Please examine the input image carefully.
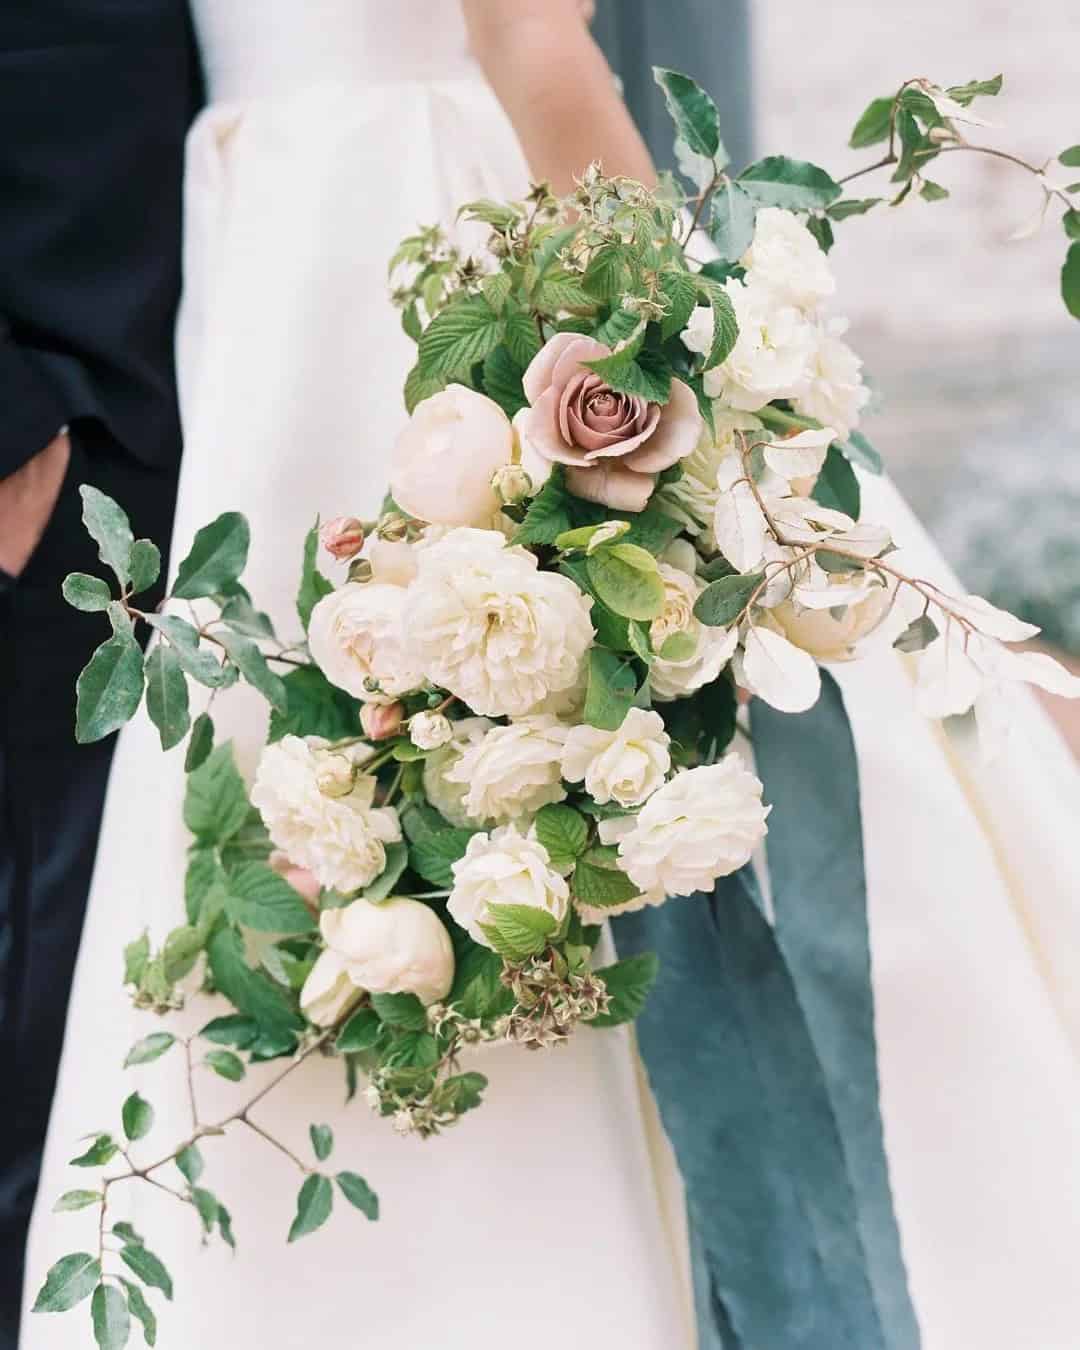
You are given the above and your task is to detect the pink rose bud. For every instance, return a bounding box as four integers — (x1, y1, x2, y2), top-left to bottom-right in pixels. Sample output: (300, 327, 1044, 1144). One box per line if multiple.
(320, 516, 365, 561)
(360, 700, 405, 741)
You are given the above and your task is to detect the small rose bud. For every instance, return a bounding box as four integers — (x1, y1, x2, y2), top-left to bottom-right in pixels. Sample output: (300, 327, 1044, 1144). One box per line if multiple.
(346, 557, 374, 583)
(490, 462, 534, 506)
(410, 709, 453, 751)
(319, 516, 365, 561)
(376, 512, 410, 543)
(360, 700, 405, 741)
(315, 754, 357, 798)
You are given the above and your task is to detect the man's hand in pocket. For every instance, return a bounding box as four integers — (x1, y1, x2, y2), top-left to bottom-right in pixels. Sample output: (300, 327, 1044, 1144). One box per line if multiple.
(0, 431, 71, 576)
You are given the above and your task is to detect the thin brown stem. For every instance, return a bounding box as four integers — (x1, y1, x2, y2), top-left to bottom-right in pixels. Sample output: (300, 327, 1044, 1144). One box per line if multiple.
(238, 1115, 311, 1175)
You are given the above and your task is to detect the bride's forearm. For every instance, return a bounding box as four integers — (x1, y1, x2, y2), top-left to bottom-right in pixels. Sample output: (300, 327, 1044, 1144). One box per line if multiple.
(463, 0, 655, 193)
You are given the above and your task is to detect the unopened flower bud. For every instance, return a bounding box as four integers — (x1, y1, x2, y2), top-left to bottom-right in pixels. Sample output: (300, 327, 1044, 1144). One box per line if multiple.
(490, 462, 534, 506)
(410, 710, 453, 751)
(360, 700, 405, 741)
(319, 516, 365, 561)
(346, 557, 374, 584)
(376, 512, 410, 543)
(315, 754, 357, 798)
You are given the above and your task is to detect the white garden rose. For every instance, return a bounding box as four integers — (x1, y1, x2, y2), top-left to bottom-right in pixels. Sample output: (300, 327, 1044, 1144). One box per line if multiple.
(770, 578, 893, 662)
(683, 281, 816, 411)
(251, 736, 402, 894)
(448, 824, 570, 949)
(741, 207, 836, 311)
(368, 534, 419, 586)
(443, 715, 569, 825)
(421, 717, 494, 828)
(409, 709, 453, 750)
(561, 707, 671, 807)
(648, 563, 739, 700)
(300, 897, 455, 1024)
(390, 384, 514, 526)
(609, 756, 769, 897)
(794, 318, 871, 440)
(308, 582, 424, 704)
(407, 527, 594, 717)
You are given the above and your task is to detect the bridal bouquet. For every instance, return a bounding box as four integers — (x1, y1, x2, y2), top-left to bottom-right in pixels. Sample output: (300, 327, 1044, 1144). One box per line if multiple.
(35, 69, 1080, 1347)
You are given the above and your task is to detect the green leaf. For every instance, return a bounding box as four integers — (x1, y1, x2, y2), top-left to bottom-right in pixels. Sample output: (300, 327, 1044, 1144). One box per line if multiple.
(582, 246, 630, 301)
(618, 505, 684, 555)
(144, 644, 190, 751)
(658, 630, 696, 661)
(1060, 145, 1080, 168)
(191, 1187, 219, 1233)
(572, 851, 640, 908)
(75, 630, 145, 743)
(199, 1014, 259, 1049)
(176, 1143, 204, 1186)
(806, 214, 834, 254)
(288, 1174, 333, 1242)
(588, 952, 659, 1027)
(123, 1033, 175, 1068)
(532, 272, 594, 312)
(583, 348, 672, 404)
(80, 486, 133, 587)
(268, 664, 358, 743)
(1064, 208, 1080, 243)
(892, 108, 926, 183)
(112, 1222, 145, 1247)
(215, 630, 287, 713)
(225, 861, 317, 934)
(694, 276, 740, 369)
(171, 512, 249, 600)
(32, 1252, 101, 1313)
(128, 539, 161, 595)
(362, 840, 409, 902)
(919, 178, 950, 202)
(204, 1049, 246, 1082)
(335, 1006, 382, 1052)
(826, 197, 883, 220)
(739, 156, 841, 210)
(848, 96, 894, 149)
(481, 345, 527, 419)
(811, 443, 861, 519)
(92, 1282, 130, 1350)
(838, 431, 883, 475)
(403, 361, 446, 413)
(533, 803, 589, 871)
(511, 472, 575, 546)
(480, 269, 514, 314)
(309, 1124, 334, 1162)
(438, 1071, 488, 1117)
(121, 1092, 154, 1142)
(162, 924, 204, 983)
(119, 1243, 173, 1300)
(219, 590, 275, 640)
(658, 268, 701, 340)
(145, 615, 232, 688)
(184, 712, 215, 772)
(584, 648, 636, 731)
(54, 1189, 102, 1213)
(62, 572, 112, 612)
(893, 614, 940, 654)
(371, 990, 429, 1030)
(207, 926, 305, 1045)
(707, 181, 758, 262)
(946, 74, 1003, 106)
(653, 67, 723, 160)
(816, 550, 865, 575)
(694, 571, 764, 627)
(408, 827, 475, 888)
(503, 303, 543, 369)
(119, 1280, 157, 1348)
(1062, 241, 1080, 319)
(335, 1171, 379, 1221)
(70, 1135, 118, 1168)
(123, 932, 150, 987)
(296, 522, 334, 632)
(417, 295, 503, 377)
(586, 544, 665, 621)
(183, 744, 250, 844)
(478, 903, 558, 962)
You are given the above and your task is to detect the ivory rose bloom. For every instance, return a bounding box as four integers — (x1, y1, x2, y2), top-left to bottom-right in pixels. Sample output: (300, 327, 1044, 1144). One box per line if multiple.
(252, 736, 402, 894)
(308, 582, 423, 704)
(409, 709, 453, 751)
(422, 717, 494, 828)
(517, 332, 702, 512)
(648, 564, 739, 701)
(607, 756, 769, 897)
(443, 715, 569, 825)
(561, 707, 671, 808)
(770, 581, 892, 662)
(407, 528, 594, 717)
(448, 825, 569, 949)
(741, 207, 836, 312)
(301, 898, 455, 1024)
(390, 384, 514, 526)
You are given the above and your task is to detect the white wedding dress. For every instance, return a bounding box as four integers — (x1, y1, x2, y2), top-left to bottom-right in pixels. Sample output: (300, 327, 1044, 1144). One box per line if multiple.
(22, 3, 1080, 1348)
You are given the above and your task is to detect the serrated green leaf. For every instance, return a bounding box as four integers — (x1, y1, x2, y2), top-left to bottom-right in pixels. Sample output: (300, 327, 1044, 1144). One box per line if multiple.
(848, 96, 894, 150)
(309, 1124, 334, 1162)
(204, 1049, 246, 1081)
(408, 828, 475, 888)
(53, 1190, 102, 1213)
(582, 247, 629, 301)
(653, 67, 722, 160)
(403, 360, 447, 413)
(480, 268, 513, 313)
(123, 1033, 175, 1068)
(533, 804, 589, 870)
(572, 850, 640, 908)
(75, 630, 144, 743)
(225, 861, 316, 934)
(32, 1252, 101, 1313)
(586, 545, 665, 622)
(183, 743, 250, 844)
(478, 903, 557, 962)
(695, 276, 739, 369)
(162, 924, 204, 983)
(336, 1006, 382, 1052)
(694, 571, 764, 627)
(184, 712, 214, 772)
(144, 643, 190, 751)
(80, 486, 133, 587)
(288, 1174, 333, 1242)
(70, 1135, 118, 1168)
(62, 572, 112, 612)
(417, 295, 503, 377)
(532, 272, 594, 312)
(199, 1014, 259, 1049)
(811, 443, 861, 519)
(503, 304, 543, 369)
(171, 512, 249, 600)
(370, 990, 429, 1030)
(481, 344, 527, 418)
(583, 347, 672, 404)
(123, 932, 150, 987)
(92, 1282, 130, 1350)
(658, 268, 700, 340)
(707, 181, 758, 262)
(206, 926, 305, 1046)
(335, 1171, 379, 1220)
(589, 953, 659, 1027)
(121, 1092, 154, 1142)
(119, 1243, 173, 1300)
(128, 539, 161, 595)
(119, 1279, 157, 1347)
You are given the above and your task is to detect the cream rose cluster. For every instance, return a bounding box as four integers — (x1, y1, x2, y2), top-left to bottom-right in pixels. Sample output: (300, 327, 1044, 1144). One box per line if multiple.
(561, 707, 670, 808)
(448, 825, 570, 950)
(251, 736, 402, 894)
(443, 714, 569, 825)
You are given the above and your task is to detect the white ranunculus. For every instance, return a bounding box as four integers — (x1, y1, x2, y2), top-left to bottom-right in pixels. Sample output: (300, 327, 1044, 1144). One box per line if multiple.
(407, 527, 594, 717)
(771, 578, 893, 662)
(308, 582, 424, 704)
(794, 319, 871, 440)
(251, 736, 402, 894)
(684, 281, 817, 412)
(409, 710, 453, 751)
(422, 717, 494, 828)
(741, 206, 836, 311)
(443, 715, 569, 825)
(611, 756, 769, 898)
(301, 897, 455, 1023)
(648, 563, 739, 700)
(655, 410, 763, 544)
(448, 824, 570, 949)
(390, 384, 514, 526)
(561, 707, 671, 808)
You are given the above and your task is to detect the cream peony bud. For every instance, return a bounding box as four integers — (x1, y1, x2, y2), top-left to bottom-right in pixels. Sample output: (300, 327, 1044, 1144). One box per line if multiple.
(409, 710, 453, 751)
(319, 516, 365, 561)
(490, 462, 534, 506)
(448, 825, 569, 950)
(359, 701, 405, 741)
(315, 754, 358, 798)
(391, 385, 514, 526)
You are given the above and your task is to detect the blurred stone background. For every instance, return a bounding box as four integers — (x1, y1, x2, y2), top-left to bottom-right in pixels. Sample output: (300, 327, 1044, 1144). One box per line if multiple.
(753, 0, 1080, 663)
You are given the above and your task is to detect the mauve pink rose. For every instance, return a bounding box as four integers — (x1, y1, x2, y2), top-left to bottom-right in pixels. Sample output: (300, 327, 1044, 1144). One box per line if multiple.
(518, 333, 702, 512)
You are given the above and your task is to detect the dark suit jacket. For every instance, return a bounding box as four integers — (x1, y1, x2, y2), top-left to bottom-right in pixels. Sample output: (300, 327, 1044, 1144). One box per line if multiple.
(0, 0, 202, 478)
